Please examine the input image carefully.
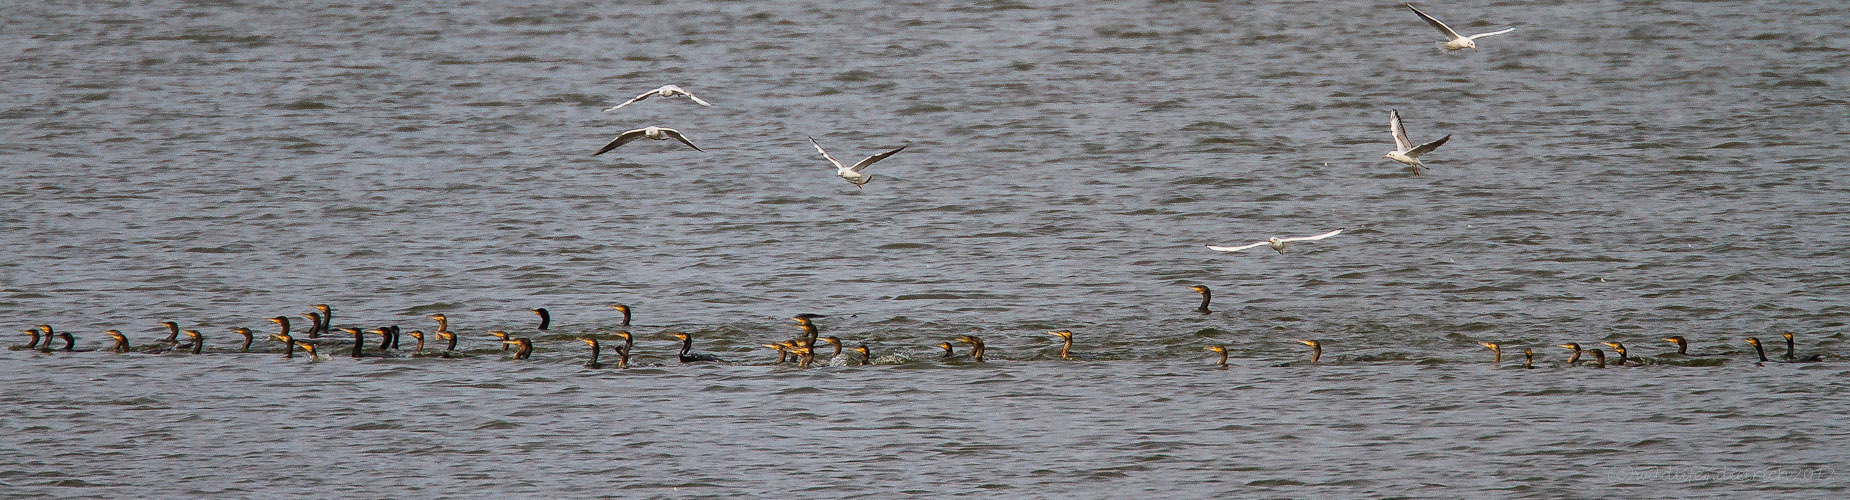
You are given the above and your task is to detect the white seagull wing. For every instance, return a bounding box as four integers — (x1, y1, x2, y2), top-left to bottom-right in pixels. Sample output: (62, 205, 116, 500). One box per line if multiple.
(593, 128, 649, 156)
(1390, 110, 1412, 153)
(601, 93, 650, 112)
(1206, 241, 1270, 253)
(683, 90, 712, 106)
(808, 137, 847, 171)
(659, 128, 703, 151)
(1408, 134, 1449, 157)
(848, 144, 909, 173)
(1277, 228, 1345, 243)
(1406, 3, 1463, 41)
(1466, 27, 1515, 40)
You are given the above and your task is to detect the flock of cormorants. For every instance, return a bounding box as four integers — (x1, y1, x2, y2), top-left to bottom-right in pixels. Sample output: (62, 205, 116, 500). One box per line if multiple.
(11, 287, 1829, 369)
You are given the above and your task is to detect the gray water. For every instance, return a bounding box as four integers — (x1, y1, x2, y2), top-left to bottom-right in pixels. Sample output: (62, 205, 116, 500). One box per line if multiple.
(3, 0, 1848, 497)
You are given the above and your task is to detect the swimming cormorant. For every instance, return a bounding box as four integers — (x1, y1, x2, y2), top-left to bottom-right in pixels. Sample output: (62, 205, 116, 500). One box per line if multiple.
(505, 338, 533, 360)
(488, 331, 513, 351)
(954, 335, 985, 362)
(1601, 342, 1633, 366)
(271, 333, 295, 358)
(609, 304, 631, 327)
(1478, 342, 1501, 364)
(1557, 343, 1583, 366)
(312, 304, 332, 334)
(531, 308, 551, 331)
(1522, 347, 1535, 369)
(16, 328, 41, 350)
(406, 330, 426, 354)
(1189, 285, 1212, 314)
(672, 333, 722, 363)
(1048, 330, 1075, 360)
(182, 330, 204, 354)
(937, 342, 955, 358)
(1205, 345, 1229, 367)
(581, 338, 603, 368)
(1781, 333, 1823, 362)
(230, 327, 255, 352)
(301, 311, 325, 339)
(106, 330, 129, 353)
(297, 342, 322, 361)
(1589, 348, 1607, 368)
(1298, 339, 1322, 364)
(1661, 336, 1692, 356)
(854, 344, 871, 366)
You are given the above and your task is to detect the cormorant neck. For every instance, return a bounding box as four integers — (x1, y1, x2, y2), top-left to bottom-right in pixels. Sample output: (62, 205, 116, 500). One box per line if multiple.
(680, 337, 693, 356)
(1752, 343, 1767, 362)
(163, 324, 179, 343)
(444, 331, 458, 351)
(1785, 337, 1796, 360)
(1216, 350, 1229, 367)
(1310, 345, 1321, 363)
(1197, 290, 1212, 314)
(1059, 337, 1072, 360)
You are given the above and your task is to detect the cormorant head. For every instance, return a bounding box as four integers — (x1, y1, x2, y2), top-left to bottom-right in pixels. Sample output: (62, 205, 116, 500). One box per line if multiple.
(1601, 342, 1625, 354)
(854, 345, 870, 355)
(1660, 336, 1685, 345)
(268, 316, 289, 326)
(1478, 342, 1500, 352)
(159, 321, 177, 330)
(1048, 330, 1073, 340)
(313, 304, 331, 314)
(580, 338, 599, 348)
(613, 331, 631, 342)
(1744, 337, 1761, 348)
(936, 342, 953, 352)
(1556, 343, 1581, 351)
(822, 336, 842, 346)
(791, 313, 825, 324)
(184, 330, 201, 341)
(1189, 285, 1209, 294)
(407, 330, 424, 340)
(673, 333, 691, 342)
(1781, 332, 1794, 342)
(1296, 339, 1320, 348)
(487, 331, 511, 341)
(609, 304, 629, 314)
(435, 331, 454, 341)
(1205, 345, 1228, 354)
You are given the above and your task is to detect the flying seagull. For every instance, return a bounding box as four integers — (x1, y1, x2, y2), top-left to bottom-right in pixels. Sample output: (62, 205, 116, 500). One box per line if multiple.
(1406, 3, 1514, 52)
(1381, 109, 1449, 174)
(592, 126, 702, 156)
(1207, 229, 1345, 254)
(603, 85, 711, 112)
(808, 137, 908, 189)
